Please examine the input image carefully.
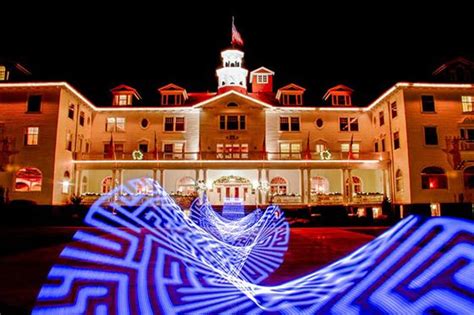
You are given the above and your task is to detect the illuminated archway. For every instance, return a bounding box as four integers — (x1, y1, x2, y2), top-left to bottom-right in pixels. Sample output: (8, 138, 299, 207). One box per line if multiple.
(270, 176, 288, 195)
(15, 167, 42, 192)
(421, 166, 447, 189)
(311, 176, 329, 193)
(101, 176, 113, 194)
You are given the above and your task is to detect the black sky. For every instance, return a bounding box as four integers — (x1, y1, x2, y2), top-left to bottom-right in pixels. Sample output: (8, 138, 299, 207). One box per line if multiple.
(2, 2, 473, 105)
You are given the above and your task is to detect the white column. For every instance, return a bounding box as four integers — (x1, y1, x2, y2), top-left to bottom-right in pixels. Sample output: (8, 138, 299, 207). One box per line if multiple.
(257, 168, 262, 205)
(152, 168, 158, 183)
(159, 169, 164, 187)
(347, 169, 353, 203)
(307, 168, 312, 204)
(342, 169, 348, 203)
(74, 169, 81, 195)
(300, 168, 305, 203)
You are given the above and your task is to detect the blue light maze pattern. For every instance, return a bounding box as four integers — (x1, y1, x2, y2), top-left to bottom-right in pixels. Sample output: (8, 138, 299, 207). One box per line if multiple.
(33, 178, 474, 314)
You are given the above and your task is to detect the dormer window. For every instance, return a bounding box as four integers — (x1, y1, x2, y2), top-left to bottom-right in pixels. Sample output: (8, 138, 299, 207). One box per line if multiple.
(118, 94, 130, 105)
(0, 65, 6, 81)
(276, 83, 306, 106)
(162, 94, 183, 105)
(282, 94, 303, 105)
(323, 84, 354, 106)
(111, 84, 141, 106)
(158, 83, 188, 106)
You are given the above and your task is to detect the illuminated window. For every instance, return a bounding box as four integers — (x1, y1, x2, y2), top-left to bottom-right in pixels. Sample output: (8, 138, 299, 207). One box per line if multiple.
(462, 96, 474, 112)
(101, 176, 113, 193)
(15, 167, 42, 191)
(311, 176, 329, 193)
(25, 127, 39, 145)
(391, 101, 398, 118)
(68, 104, 75, 119)
(118, 94, 130, 105)
(164, 117, 185, 132)
(315, 143, 326, 153)
(163, 142, 184, 159)
(0, 65, 6, 80)
(393, 131, 400, 150)
(270, 176, 287, 195)
(66, 131, 73, 151)
(79, 112, 85, 126)
(219, 115, 246, 130)
(216, 143, 248, 159)
(256, 74, 268, 84)
(421, 95, 435, 112)
(421, 166, 447, 189)
(339, 117, 358, 131)
(106, 118, 115, 132)
(116, 117, 125, 132)
(27, 95, 42, 112)
(396, 169, 403, 192)
(341, 142, 359, 153)
(424, 126, 438, 145)
(279, 142, 301, 159)
(379, 111, 385, 126)
(177, 177, 196, 194)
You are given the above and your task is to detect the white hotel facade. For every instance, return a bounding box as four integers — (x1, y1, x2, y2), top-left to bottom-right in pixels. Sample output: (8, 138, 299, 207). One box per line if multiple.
(1, 49, 474, 216)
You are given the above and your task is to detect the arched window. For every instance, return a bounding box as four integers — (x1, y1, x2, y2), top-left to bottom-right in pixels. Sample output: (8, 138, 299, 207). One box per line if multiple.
(311, 176, 329, 193)
(177, 177, 196, 194)
(135, 178, 153, 195)
(395, 169, 403, 192)
(15, 167, 43, 191)
(270, 176, 288, 195)
(62, 171, 70, 194)
(464, 166, 474, 189)
(101, 176, 113, 194)
(81, 176, 88, 194)
(0, 65, 6, 80)
(345, 176, 362, 194)
(421, 167, 447, 189)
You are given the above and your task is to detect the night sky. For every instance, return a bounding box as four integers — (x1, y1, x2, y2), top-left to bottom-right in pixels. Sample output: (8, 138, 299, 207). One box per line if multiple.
(2, 2, 473, 105)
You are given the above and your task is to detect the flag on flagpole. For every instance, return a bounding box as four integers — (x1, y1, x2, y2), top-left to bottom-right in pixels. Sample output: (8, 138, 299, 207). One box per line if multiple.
(154, 131, 158, 160)
(305, 131, 311, 160)
(108, 132, 116, 160)
(348, 133, 354, 160)
(231, 16, 244, 47)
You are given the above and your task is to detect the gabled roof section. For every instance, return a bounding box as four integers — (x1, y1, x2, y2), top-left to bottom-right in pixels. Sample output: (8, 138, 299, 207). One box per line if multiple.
(433, 57, 474, 76)
(192, 90, 274, 109)
(276, 83, 306, 100)
(158, 83, 188, 99)
(323, 84, 354, 100)
(249, 66, 275, 82)
(110, 84, 142, 99)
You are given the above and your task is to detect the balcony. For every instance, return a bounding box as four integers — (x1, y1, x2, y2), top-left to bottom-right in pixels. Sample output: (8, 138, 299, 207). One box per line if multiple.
(74, 151, 389, 161)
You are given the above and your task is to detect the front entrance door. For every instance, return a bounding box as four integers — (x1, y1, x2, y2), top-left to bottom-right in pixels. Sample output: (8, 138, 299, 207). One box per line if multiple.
(212, 175, 254, 205)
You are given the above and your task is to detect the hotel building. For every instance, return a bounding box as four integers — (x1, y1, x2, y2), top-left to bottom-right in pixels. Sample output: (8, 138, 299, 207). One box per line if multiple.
(1, 46, 474, 216)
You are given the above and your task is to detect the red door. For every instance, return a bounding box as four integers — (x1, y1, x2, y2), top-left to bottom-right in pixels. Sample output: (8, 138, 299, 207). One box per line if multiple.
(234, 187, 239, 198)
(226, 187, 230, 198)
